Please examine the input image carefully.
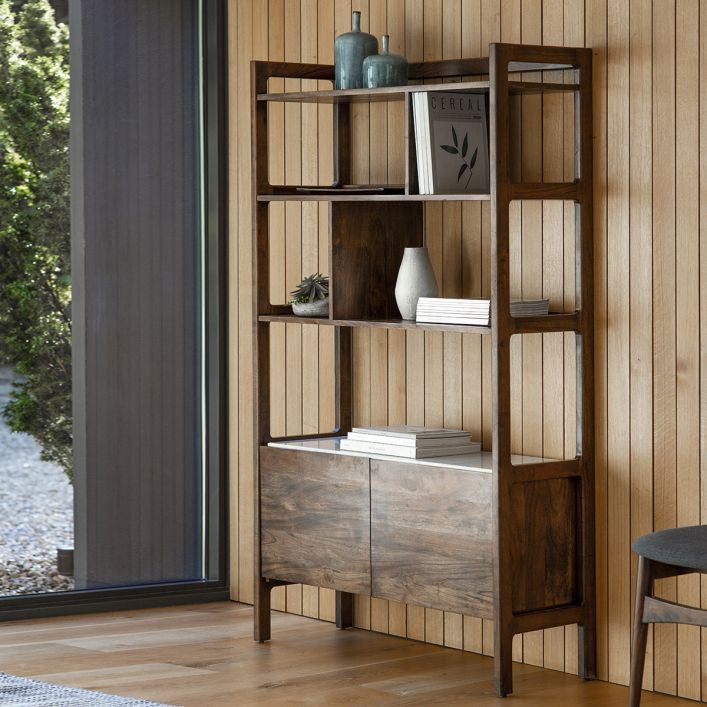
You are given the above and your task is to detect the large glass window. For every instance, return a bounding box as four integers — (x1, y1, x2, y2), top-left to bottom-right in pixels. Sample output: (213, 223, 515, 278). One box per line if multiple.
(0, 0, 225, 608)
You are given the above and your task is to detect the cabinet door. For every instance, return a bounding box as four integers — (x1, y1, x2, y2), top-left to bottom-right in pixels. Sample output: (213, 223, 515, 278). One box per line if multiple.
(260, 447, 371, 594)
(371, 460, 494, 618)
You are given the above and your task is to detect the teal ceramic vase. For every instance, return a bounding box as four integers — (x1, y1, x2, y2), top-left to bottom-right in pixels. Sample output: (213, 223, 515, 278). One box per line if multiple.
(362, 34, 409, 88)
(334, 11, 378, 89)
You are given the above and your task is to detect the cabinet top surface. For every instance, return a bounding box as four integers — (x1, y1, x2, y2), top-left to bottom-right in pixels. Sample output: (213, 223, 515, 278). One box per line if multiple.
(266, 437, 556, 472)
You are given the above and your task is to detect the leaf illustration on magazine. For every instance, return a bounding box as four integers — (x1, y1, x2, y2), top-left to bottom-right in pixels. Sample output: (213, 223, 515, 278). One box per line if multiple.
(442, 125, 480, 189)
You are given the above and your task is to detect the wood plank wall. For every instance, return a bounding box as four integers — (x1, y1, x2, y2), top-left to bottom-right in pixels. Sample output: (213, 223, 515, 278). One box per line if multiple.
(228, 0, 707, 700)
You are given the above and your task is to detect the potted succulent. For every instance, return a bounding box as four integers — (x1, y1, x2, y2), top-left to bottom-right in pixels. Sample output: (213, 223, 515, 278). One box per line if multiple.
(290, 273, 329, 317)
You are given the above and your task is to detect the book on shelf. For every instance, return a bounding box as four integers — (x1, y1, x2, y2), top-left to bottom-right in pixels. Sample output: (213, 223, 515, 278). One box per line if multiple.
(415, 297, 549, 325)
(347, 430, 472, 448)
(340, 438, 481, 458)
(351, 425, 470, 439)
(341, 425, 480, 459)
(295, 184, 405, 195)
(412, 91, 490, 195)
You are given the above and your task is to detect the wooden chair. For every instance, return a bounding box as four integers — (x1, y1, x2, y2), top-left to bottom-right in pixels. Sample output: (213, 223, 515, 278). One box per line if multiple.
(630, 525, 707, 706)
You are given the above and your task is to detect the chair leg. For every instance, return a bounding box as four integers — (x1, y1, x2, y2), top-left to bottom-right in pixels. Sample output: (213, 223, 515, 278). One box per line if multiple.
(629, 556, 652, 707)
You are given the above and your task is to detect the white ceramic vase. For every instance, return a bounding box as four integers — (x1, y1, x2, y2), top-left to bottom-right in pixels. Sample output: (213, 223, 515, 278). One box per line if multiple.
(395, 247, 438, 320)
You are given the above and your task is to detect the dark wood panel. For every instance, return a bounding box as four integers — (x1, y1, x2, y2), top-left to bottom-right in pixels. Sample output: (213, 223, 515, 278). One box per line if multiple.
(330, 202, 423, 320)
(370, 461, 494, 618)
(260, 447, 370, 593)
(510, 478, 579, 613)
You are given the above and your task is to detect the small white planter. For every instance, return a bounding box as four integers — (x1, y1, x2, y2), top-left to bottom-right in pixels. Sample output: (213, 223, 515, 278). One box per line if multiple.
(395, 247, 438, 319)
(292, 297, 329, 318)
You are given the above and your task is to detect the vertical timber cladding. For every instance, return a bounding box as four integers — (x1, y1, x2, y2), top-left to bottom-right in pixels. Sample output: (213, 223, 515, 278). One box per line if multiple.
(72, 0, 202, 586)
(230, 0, 707, 698)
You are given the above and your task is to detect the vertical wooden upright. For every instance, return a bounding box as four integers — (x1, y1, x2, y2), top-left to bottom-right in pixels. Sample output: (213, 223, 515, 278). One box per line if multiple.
(489, 43, 595, 695)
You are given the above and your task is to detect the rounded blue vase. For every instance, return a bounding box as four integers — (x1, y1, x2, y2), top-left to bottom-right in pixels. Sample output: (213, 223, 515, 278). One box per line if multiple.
(334, 11, 378, 89)
(362, 34, 409, 88)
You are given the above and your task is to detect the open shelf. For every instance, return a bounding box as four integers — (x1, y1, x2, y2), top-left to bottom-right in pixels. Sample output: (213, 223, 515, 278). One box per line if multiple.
(266, 436, 560, 472)
(256, 182, 582, 203)
(259, 314, 491, 334)
(257, 191, 491, 202)
(258, 79, 578, 104)
(258, 311, 581, 334)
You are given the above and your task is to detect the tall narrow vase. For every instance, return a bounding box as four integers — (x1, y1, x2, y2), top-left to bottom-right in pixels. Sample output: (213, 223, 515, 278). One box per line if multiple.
(395, 247, 438, 320)
(334, 11, 378, 89)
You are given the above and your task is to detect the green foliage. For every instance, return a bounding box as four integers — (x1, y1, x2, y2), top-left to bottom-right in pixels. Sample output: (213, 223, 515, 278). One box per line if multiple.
(290, 273, 329, 304)
(0, 0, 72, 479)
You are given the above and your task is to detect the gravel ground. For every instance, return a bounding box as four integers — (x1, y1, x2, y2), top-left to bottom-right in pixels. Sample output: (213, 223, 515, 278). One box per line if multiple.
(0, 366, 74, 595)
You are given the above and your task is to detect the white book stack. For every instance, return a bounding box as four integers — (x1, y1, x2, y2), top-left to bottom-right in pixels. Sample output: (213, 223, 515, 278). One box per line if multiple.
(416, 297, 491, 325)
(415, 297, 550, 326)
(340, 425, 481, 459)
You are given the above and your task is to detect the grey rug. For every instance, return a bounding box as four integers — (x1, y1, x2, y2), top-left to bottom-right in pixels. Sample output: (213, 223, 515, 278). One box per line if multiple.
(0, 672, 178, 707)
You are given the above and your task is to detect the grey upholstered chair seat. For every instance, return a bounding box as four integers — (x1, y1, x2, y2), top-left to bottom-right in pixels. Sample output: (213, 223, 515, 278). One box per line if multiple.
(632, 525, 707, 572)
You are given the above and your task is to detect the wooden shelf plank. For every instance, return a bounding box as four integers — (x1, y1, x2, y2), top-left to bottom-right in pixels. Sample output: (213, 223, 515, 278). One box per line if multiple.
(258, 312, 582, 335)
(257, 181, 587, 203)
(258, 314, 491, 334)
(257, 191, 492, 202)
(258, 80, 488, 104)
(257, 80, 577, 104)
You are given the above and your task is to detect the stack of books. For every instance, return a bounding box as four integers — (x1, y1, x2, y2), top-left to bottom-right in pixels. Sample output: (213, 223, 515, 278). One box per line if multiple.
(509, 299, 551, 317)
(417, 297, 490, 325)
(415, 297, 550, 326)
(340, 426, 481, 459)
(412, 91, 490, 195)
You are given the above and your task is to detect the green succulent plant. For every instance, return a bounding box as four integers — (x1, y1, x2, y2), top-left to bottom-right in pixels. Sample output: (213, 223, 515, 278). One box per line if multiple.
(290, 272, 329, 304)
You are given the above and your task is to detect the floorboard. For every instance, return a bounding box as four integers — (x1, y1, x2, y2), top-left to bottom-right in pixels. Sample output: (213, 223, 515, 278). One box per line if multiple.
(0, 602, 692, 705)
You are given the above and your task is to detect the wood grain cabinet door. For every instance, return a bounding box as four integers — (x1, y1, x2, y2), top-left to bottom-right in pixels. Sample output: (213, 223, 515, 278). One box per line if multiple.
(259, 447, 371, 594)
(370, 460, 494, 618)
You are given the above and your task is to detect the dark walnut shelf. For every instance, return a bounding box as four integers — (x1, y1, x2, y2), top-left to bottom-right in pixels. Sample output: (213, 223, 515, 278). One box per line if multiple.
(257, 191, 492, 202)
(256, 182, 583, 203)
(258, 311, 581, 335)
(257, 79, 578, 104)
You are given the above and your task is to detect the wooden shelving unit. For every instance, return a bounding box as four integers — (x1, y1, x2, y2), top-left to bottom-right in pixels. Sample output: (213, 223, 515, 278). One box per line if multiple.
(251, 43, 595, 697)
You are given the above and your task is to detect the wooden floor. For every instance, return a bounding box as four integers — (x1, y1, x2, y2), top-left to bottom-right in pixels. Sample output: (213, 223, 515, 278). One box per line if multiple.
(0, 601, 693, 706)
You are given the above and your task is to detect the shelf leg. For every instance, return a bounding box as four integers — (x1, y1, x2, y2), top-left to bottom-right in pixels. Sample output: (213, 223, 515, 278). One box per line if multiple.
(335, 591, 354, 629)
(494, 628, 514, 697)
(578, 614, 598, 681)
(254, 577, 272, 642)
